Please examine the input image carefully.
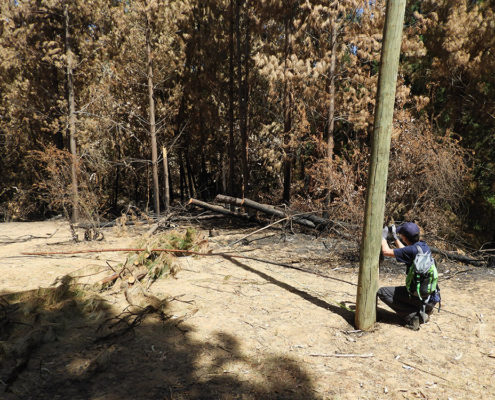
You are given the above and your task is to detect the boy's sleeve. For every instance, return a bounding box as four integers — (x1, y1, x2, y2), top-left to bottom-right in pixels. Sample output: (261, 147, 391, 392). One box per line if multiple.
(394, 247, 412, 264)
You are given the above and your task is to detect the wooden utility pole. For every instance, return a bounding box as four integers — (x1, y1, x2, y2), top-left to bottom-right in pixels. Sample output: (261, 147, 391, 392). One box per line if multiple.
(65, 3, 79, 223)
(355, 0, 407, 331)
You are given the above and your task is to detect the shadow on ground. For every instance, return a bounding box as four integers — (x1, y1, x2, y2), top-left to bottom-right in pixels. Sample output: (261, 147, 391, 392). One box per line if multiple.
(225, 256, 355, 326)
(0, 278, 323, 400)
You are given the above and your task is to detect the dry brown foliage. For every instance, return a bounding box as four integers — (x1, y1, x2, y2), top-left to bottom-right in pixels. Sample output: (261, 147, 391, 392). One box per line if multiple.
(387, 116, 471, 237)
(302, 111, 471, 239)
(305, 138, 368, 225)
(30, 146, 108, 232)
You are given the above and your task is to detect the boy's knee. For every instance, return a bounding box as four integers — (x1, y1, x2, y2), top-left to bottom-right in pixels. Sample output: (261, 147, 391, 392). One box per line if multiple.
(376, 286, 392, 299)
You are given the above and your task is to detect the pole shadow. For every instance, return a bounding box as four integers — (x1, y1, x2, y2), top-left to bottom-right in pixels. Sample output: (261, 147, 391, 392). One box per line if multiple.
(223, 255, 355, 325)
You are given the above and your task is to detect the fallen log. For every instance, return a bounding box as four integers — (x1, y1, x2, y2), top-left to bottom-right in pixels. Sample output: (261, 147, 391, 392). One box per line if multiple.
(215, 194, 244, 207)
(146, 213, 175, 236)
(430, 247, 484, 266)
(214, 194, 359, 235)
(187, 198, 253, 221)
(77, 219, 152, 229)
(214, 195, 315, 229)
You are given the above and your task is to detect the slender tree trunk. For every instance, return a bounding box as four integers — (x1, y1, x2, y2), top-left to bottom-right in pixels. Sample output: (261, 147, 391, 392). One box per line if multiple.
(236, 0, 249, 198)
(146, 12, 160, 216)
(53, 65, 64, 150)
(221, 155, 227, 194)
(179, 151, 185, 202)
(134, 177, 139, 205)
(185, 151, 196, 198)
(162, 147, 170, 211)
(146, 163, 151, 212)
(173, 97, 185, 203)
(65, 3, 79, 223)
(282, 15, 293, 205)
(168, 158, 174, 204)
(199, 113, 208, 200)
(239, 4, 250, 197)
(228, 0, 235, 198)
(113, 126, 121, 210)
(327, 21, 337, 208)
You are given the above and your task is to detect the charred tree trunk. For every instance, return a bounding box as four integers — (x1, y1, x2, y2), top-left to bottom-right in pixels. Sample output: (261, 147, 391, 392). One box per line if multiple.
(113, 126, 121, 210)
(282, 14, 293, 205)
(327, 21, 337, 209)
(228, 0, 236, 198)
(53, 65, 64, 150)
(188, 198, 252, 221)
(162, 147, 169, 211)
(173, 97, 185, 203)
(146, 12, 160, 216)
(168, 158, 174, 204)
(240, 4, 250, 197)
(215, 195, 315, 229)
(179, 151, 186, 203)
(65, 3, 79, 222)
(237, 0, 249, 198)
(199, 113, 208, 200)
(185, 151, 196, 198)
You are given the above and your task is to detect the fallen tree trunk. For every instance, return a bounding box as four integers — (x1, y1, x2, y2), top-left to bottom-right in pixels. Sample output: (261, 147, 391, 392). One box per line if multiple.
(430, 247, 484, 266)
(214, 194, 360, 234)
(215, 194, 244, 207)
(187, 198, 253, 221)
(77, 219, 153, 230)
(214, 194, 315, 229)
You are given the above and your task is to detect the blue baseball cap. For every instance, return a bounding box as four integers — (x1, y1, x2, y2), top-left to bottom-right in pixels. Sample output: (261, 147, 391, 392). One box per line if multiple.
(397, 222, 420, 240)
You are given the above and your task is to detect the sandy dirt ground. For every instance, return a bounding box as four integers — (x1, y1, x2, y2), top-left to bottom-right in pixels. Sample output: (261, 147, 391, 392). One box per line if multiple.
(0, 219, 494, 400)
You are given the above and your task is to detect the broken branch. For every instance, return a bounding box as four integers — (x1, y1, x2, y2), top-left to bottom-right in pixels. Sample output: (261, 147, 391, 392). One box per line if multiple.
(309, 353, 374, 358)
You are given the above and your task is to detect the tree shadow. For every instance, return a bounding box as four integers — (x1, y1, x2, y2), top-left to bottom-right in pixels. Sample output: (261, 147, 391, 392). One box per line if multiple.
(0, 278, 323, 400)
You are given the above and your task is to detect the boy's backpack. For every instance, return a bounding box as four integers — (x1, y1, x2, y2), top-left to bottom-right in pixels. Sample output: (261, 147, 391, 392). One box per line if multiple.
(405, 245, 438, 301)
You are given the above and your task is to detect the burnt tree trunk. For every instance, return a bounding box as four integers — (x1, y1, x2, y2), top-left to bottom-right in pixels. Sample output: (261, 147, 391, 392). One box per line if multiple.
(327, 21, 337, 208)
(65, 4, 79, 222)
(179, 151, 186, 202)
(188, 198, 252, 221)
(146, 11, 160, 216)
(162, 147, 169, 211)
(113, 126, 122, 210)
(282, 14, 293, 205)
(185, 151, 196, 198)
(215, 195, 315, 229)
(228, 0, 236, 198)
(237, 0, 250, 197)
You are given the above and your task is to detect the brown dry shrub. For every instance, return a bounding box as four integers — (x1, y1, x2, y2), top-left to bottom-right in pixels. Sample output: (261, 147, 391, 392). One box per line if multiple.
(386, 119, 471, 237)
(304, 116, 470, 239)
(304, 138, 369, 225)
(30, 145, 108, 227)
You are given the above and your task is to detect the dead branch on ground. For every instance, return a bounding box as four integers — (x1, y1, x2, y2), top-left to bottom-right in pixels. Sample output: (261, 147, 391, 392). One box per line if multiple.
(21, 247, 358, 287)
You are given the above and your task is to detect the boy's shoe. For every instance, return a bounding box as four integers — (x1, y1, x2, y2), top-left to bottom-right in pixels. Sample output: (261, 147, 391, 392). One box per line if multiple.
(419, 311, 429, 324)
(405, 315, 420, 331)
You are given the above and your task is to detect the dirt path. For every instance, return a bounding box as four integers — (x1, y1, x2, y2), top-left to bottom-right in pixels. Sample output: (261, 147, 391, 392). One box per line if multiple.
(1, 221, 494, 399)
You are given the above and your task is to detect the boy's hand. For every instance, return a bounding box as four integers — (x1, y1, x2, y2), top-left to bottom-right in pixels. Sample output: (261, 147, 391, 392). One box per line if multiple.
(391, 224, 399, 241)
